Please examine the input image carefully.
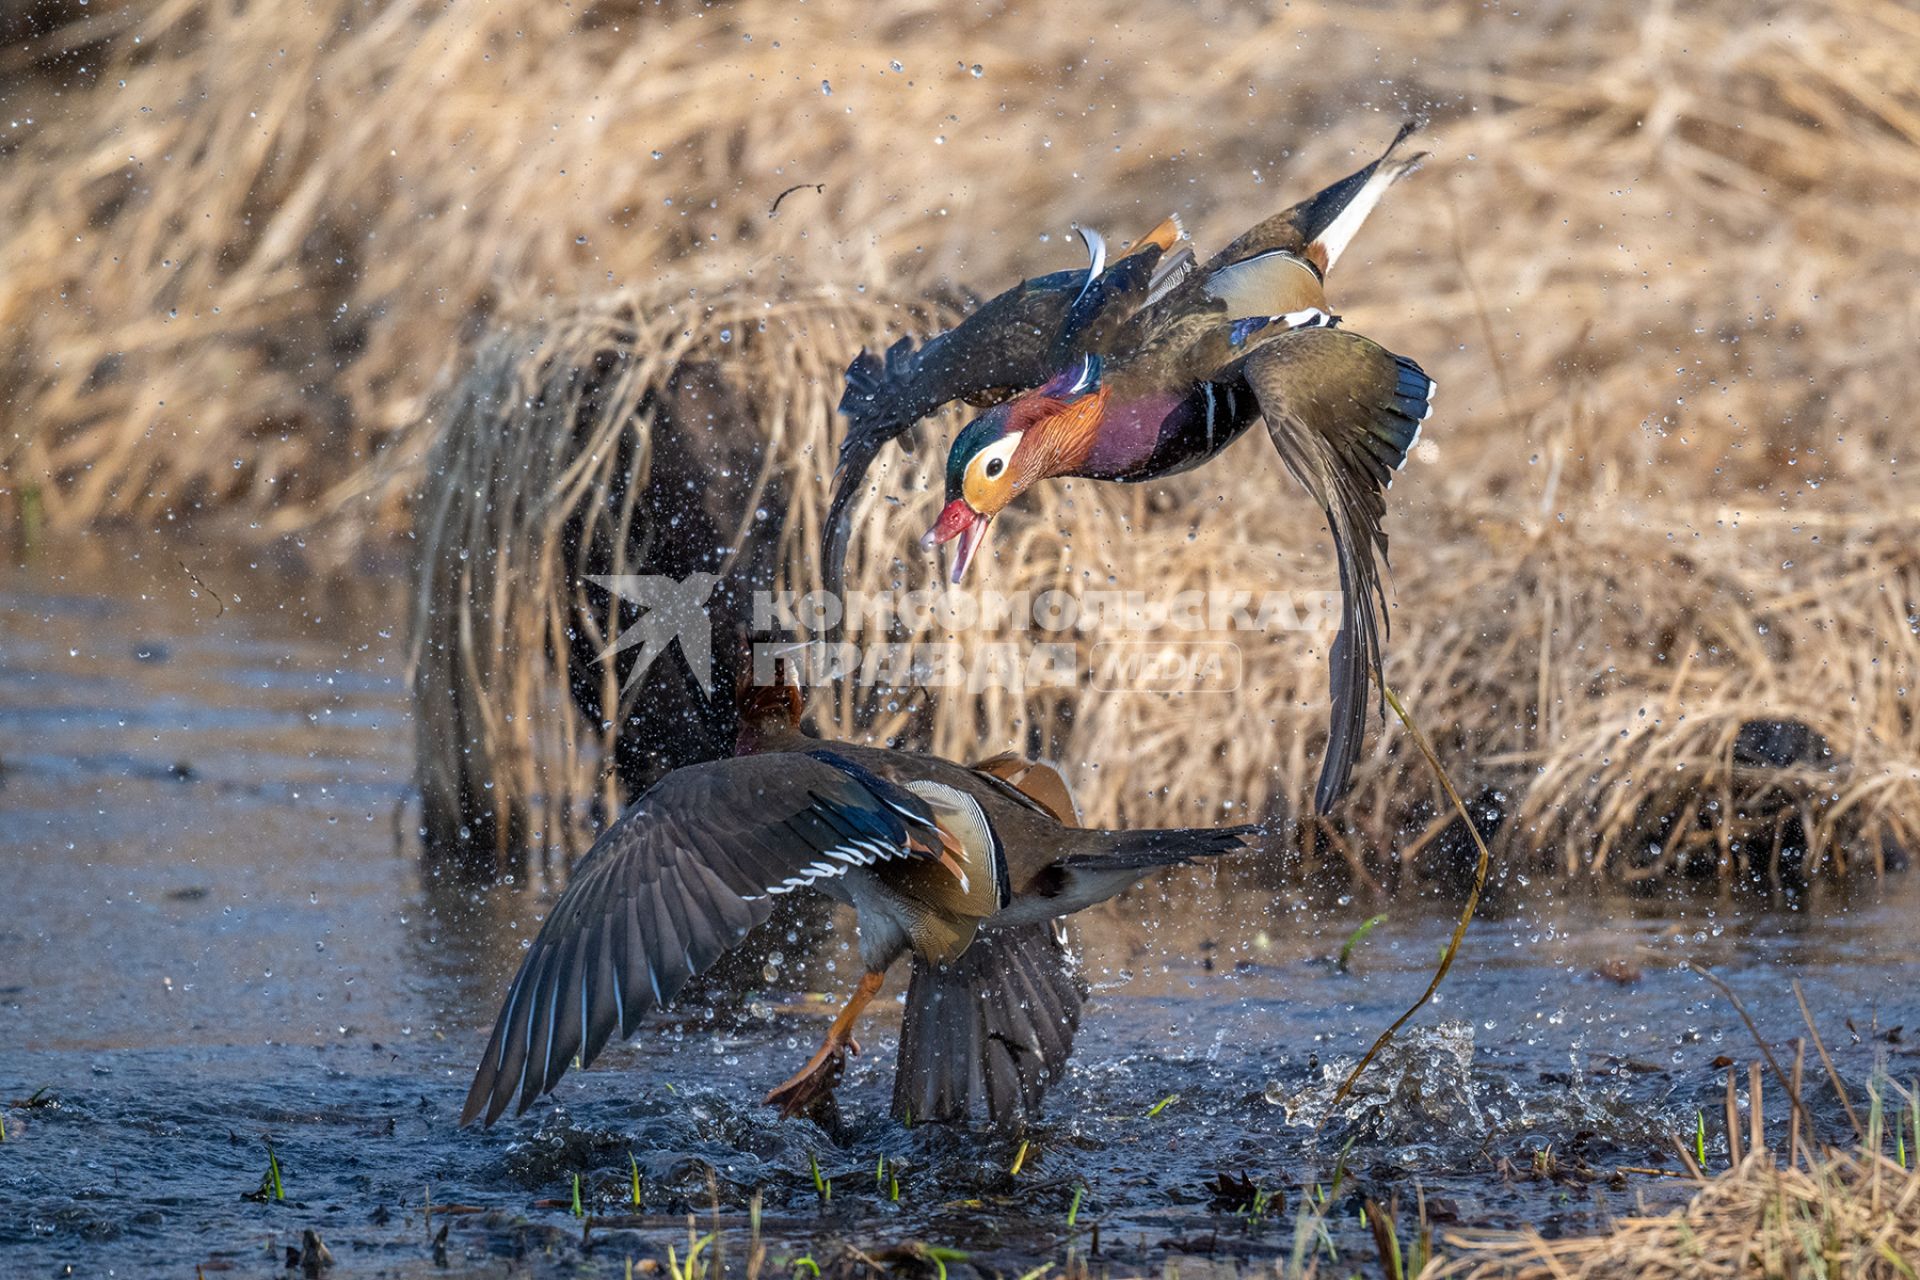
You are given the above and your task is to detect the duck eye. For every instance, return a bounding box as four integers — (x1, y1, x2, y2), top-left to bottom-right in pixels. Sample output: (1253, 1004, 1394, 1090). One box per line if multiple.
(984, 458, 1005, 479)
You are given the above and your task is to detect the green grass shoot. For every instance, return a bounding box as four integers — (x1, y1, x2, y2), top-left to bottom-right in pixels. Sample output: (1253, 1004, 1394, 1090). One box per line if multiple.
(1010, 1139, 1030, 1176)
(790, 1256, 820, 1278)
(571, 1172, 583, 1218)
(1382, 1209, 1405, 1280)
(676, 1231, 713, 1280)
(1146, 1093, 1179, 1118)
(1695, 1111, 1708, 1166)
(808, 1150, 830, 1204)
(263, 1141, 284, 1202)
(1067, 1184, 1084, 1227)
(1329, 1135, 1355, 1200)
(630, 1152, 643, 1207)
(1337, 914, 1386, 973)
(924, 1245, 968, 1280)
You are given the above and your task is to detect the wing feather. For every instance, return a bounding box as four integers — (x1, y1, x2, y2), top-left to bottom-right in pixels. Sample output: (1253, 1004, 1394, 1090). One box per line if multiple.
(461, 753, 947, 1125)
(1240, 327, 1434, 812)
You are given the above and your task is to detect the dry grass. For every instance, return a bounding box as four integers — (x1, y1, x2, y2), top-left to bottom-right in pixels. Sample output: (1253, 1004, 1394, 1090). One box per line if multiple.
(5, 0, 1920, 875)
(1435, 1132, 1920, 1280)
(405, 284, 953, 861)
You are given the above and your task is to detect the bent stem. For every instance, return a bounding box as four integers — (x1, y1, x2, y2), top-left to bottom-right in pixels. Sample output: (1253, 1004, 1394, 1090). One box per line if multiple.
(1323, 682, 1490, 1115)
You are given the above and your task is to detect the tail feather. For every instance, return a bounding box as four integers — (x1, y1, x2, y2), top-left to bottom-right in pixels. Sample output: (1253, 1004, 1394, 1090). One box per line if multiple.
(1204, 120, 1424, 277)
(892, 921, 1087, 1129)
(1297, 119, 1425, 271)
(1058, 824, 1256, 873)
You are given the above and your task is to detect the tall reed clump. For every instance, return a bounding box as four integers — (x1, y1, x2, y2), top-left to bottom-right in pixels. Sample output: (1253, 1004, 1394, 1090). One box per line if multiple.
(5, 0, 1919, 881)
(404, 280, 955, 864)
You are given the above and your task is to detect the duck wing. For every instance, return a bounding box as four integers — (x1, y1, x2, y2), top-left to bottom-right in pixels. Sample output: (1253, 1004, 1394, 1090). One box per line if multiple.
(461, 750, 944, 1125)
(1237, 327, 1434, 811)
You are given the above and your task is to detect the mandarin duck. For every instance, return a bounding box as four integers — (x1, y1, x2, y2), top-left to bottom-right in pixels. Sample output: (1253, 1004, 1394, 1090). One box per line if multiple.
(921, 124, 1433, 813)
(461, 680, 1252, 1130)
(826, 213, 1194, 594)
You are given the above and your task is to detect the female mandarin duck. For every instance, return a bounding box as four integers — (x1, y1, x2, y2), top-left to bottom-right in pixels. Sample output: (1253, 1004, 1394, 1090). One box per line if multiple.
(838, 123, 1432, 815)
(461, 680, 1251, 1130)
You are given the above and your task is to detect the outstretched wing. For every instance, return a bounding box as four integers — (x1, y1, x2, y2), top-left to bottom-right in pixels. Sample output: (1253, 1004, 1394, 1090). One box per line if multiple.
(461, 751, 944, 1126)
(828, 218, 1186, 593)
(1238, 327, 1434, 812)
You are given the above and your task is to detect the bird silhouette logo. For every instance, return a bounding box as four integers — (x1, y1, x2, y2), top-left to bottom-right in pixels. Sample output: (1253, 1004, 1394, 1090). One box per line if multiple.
(586, 573, 722, 695)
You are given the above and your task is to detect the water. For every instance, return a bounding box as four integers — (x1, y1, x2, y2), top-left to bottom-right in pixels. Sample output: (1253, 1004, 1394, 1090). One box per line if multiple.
(3, 539, 1916, 1276)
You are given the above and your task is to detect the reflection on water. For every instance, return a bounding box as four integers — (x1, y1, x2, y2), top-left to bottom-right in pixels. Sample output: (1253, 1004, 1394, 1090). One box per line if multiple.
(3, 537, 1917, 1276)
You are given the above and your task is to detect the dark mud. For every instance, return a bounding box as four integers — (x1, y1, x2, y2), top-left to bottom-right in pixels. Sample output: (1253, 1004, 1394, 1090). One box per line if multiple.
(3, 538, 1916, 1277)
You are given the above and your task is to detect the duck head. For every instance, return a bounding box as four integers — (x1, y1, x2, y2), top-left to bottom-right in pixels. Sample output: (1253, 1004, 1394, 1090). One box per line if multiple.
(923, 358, 1105, 583)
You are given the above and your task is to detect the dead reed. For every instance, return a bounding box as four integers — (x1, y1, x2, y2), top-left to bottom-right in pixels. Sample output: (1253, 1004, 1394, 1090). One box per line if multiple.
(4, 0, 1919, 878)
(1434, 1087, 1920, 1280)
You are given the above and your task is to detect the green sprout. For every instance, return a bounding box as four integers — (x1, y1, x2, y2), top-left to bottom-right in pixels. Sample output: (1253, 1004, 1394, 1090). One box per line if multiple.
(1146, 1094, 1180, 1119)
(923, 1245, 968, 1280)
(1337, 914, 1387, 973)
(570, 1172, 584, 1218)
(1067, 1184, 1084, 1227)
(251, 1143, 284, 1205)
(630, 1152, 643, 1207)
(808, 1150, 830, 1204)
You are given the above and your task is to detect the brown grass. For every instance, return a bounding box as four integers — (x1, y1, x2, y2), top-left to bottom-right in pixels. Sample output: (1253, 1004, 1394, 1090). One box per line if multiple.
(4, 0, 1920, 876)
(1434, 1119, 1920, 1280)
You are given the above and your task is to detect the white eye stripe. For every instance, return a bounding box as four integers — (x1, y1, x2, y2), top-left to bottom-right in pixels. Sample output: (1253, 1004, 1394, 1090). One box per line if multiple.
(968, 434, 1023, 487)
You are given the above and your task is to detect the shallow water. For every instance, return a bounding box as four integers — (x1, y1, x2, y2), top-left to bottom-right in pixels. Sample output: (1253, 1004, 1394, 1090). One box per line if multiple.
(3, 539, 1916, 1278)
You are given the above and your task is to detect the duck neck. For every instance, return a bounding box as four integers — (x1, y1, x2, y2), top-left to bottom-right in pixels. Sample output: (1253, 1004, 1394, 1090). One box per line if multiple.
(734, 684, 805, 755)
(1025, 387, 1109, 482)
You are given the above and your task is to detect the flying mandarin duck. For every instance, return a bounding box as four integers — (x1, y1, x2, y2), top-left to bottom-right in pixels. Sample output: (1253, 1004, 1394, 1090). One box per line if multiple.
(834, 123, 1432, 814)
